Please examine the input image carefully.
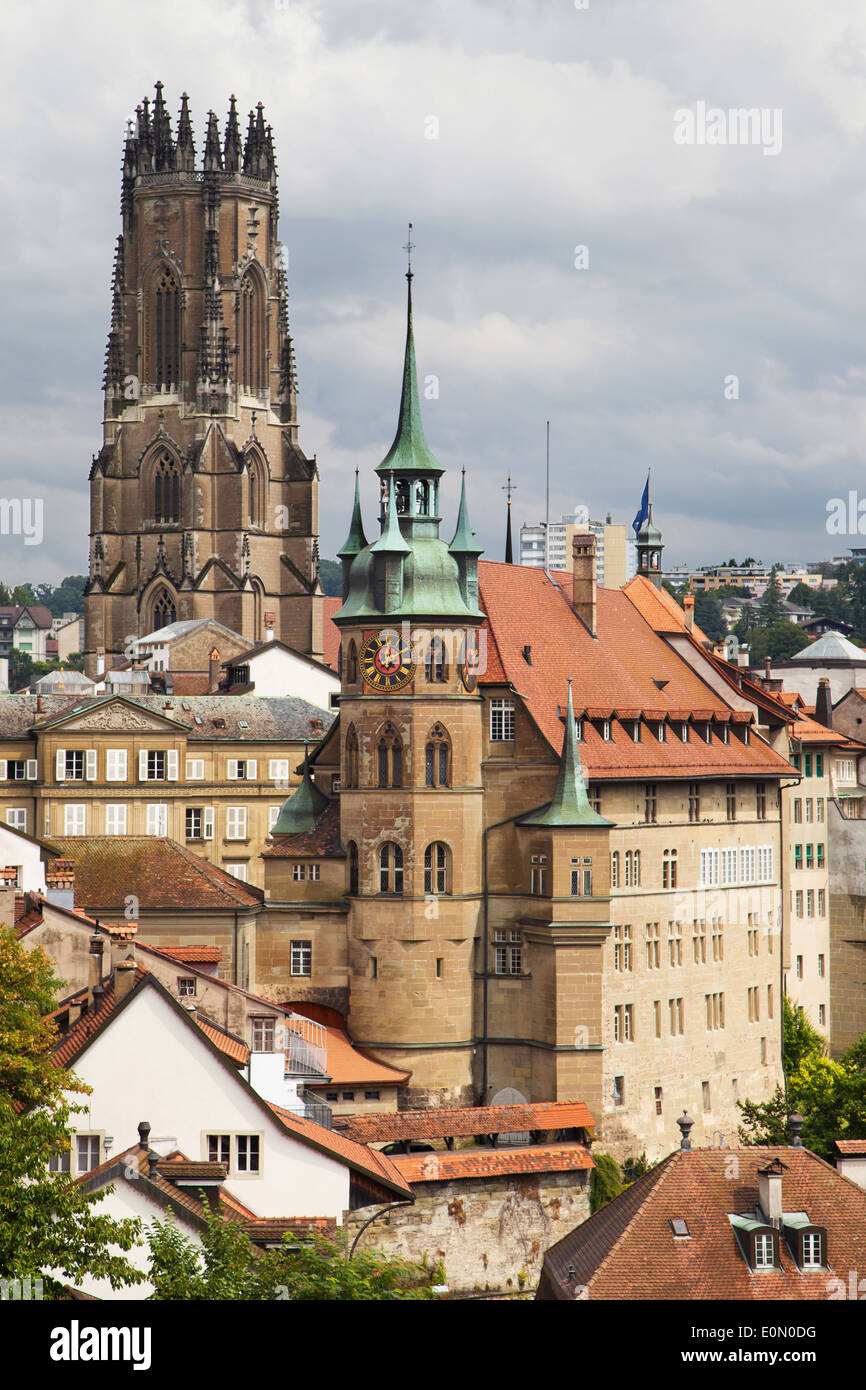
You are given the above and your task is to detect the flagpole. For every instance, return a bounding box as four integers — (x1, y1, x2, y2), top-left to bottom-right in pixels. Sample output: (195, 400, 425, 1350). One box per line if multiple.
(544, 420, 550, 577)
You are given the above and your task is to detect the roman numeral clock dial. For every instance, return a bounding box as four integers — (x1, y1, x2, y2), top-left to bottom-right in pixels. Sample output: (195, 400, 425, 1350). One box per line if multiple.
(360, 632, 416, 693)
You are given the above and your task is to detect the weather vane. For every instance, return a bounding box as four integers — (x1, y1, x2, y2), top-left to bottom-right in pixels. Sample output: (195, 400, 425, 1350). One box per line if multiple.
(502, 475, 517, 504)
(403, 222, 415, 280)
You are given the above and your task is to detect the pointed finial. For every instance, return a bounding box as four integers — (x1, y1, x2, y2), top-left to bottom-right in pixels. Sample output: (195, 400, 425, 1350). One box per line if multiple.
(403, 222, 415, 282)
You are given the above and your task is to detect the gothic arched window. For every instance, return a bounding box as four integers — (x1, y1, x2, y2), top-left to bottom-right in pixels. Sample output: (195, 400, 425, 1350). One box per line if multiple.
(154, 451, 180, 524)
(377, 723, 403, 788)
(379, 841, 404, 895)
(239, 269, 266, 392)
(424, 841, 450, 895)
(425, 723, 450, 788)
(344, 724, 359, 788)
(345, 640, 358, 684)
(149, 264, 180, 390)
(347, 840, 359, 895)
(152, 588, 176, 630)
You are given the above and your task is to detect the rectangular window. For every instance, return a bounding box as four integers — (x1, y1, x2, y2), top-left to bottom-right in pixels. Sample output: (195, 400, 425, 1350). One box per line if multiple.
(816, 843, 824, 868)
(146, 750, 167, 781)
(726, 782, 736, 821)
(794, 844, 803, 870)
(818, 889, 825, 916)
(692, 920, 706, 964)
(816, 754, 823, 777)
(208, 1134, 231, 1166)
(64, 804, 86, 836)
(688, 783, 700, 823)
(146, 803, 167, 836)
(106, 748, 127, 782)
(702, 1081, 711, 1112)
(235, 1135, 260, 1173)
(613, 1004, 634, 1042)
(653, 1000, 662, 1038)
(720, 847, 738, 886)
(667, 921, 682, 967)
(796, 955, 803, 980)
(806, 889, 815, 917)
(613, 925, 632, 973)
(48, 1147, 71, 1174)
(818, 1004, 826, 1026)
(645, 922, 660, 969)
(818, 953, 825, 978)
(793, 798, 803, 824)
(613, 1076, 625, 1107)
(804, 754, 812, 777)
(489, 698, 515, 741)
(186, 758, 205, 780)
(251, 1018, 276, 1052)
(224, 862, 248, 882)
(805, 797, 813, 823)
(747, 985, 760, 1021)
(76, 1135, 100, 1172)
(805, 844, 814, 869)
(269, 805, 281, 832)
(712, 922, 724, 961)
(654, 1085, 663, 1116)
(186, 807, 203, 840)
(269, 759, 290, 782)
(836, 759, 854, 783)
(290, 940, 312, 976)
(757, 846, 774, 883)
(105, 803, 127, 835)
(795, 890, 804, 919)
(756, 782, 767, 821)
(644, 783, 657, 824)
(5, 808, 26, 831)
(64, 751, 85, 781)
(669, 998, 684, 1036)
(226, 806, 247, 840)
(817, 798, 824, 823)
(754, 1234, 774, 1269)
(610, 852, 619, 888)
(739, 846, 756, 883)
(802, 1233, 822, 1269)
(178, 977, 196, 997)
(699, 848, 719, 887)
(767, 983, 774, 1019)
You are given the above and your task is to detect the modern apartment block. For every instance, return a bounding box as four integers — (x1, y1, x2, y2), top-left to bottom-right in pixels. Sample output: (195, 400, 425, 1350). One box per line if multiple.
(520, 505, 636, 588)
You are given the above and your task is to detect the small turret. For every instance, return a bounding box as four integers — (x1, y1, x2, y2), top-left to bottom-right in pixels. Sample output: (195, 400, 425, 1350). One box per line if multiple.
(175, 93, 196, 172)
(519, 681, 611, 828)
(370, 475, 410, 612)
(271, 751, 330, 836)
(203, 109, 223, 172)
(449, 470, 483, 609)
(152, 81, 174, 172)
(224, 95, 242, 173)
(337, 471, 368, 601)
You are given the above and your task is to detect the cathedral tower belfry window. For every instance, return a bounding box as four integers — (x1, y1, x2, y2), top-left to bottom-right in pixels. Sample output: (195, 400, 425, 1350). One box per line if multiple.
(148, 263, 181, 391)
(239, 267, 266, 392)
(152, 587, 176, 629)
(153, 451, 180, 524)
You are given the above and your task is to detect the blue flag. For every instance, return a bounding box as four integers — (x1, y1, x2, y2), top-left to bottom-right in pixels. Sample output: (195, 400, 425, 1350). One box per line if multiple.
(632, 479, 650, 536)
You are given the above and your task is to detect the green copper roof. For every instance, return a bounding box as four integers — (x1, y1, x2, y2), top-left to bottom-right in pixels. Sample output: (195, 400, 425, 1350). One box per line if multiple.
(519, 682, 612, 828)
(337, 470, 368, 558)
(449, 470, 483, 556)
(370, 474, 410, 555)
(375, 278, 444, 478)
(271, 757, 331, 836)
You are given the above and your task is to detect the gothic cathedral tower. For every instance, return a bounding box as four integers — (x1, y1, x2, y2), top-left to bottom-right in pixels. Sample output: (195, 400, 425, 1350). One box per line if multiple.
(84, 84, 324, 675)
(333, 262, 484, 1107)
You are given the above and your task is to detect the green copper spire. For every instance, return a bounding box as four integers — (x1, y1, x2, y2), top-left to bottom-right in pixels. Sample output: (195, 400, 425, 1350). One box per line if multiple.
(449, 469, 483, 556)
(371, 474, 410, 554)
(375, 272, 444, 478)
(337, 469, 368, 558)
(271, 750, 330, 836)
(520, 681, 612, 827)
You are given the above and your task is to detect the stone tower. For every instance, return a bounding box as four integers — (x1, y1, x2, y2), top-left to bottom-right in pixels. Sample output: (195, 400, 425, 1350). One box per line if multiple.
(333, 266, 485, 1106)
(84, 84, 324, 676)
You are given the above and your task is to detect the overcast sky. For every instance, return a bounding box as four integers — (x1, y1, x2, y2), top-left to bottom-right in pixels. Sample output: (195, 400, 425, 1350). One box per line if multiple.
(3, 0, 866, 584)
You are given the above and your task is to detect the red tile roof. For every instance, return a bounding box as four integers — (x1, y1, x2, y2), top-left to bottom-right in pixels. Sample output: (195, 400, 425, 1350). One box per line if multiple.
(334, 1100, 593, 1143)
(51, 965, 150, 1067)
(322, 597, 341, 672)
(266, 1102, 412, 1198)
(393, 1144, 594, 1183)
(195, 1016, 250, 1066)
(49, 837, 263, 911)
(621, 576, 709, 642)
(835, 1140, 866, 1155)
(304, 1026, 409, 1088)
(477, 562, 792, 780)
(245, 1217, 337, 1244)
(539, 1146, 866, 1301)
(139, 942, 224, 964)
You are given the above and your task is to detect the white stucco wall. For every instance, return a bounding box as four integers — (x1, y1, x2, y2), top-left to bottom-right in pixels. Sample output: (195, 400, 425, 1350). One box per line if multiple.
(0, 823, 47, 893)
(68, 986, 352, 1219)
(245, 647, 338, 709)
(68, 1179, 206, 1301)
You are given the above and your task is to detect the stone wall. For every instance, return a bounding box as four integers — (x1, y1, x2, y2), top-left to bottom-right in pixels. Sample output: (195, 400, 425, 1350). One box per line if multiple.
(344, 1168, 591, 1294)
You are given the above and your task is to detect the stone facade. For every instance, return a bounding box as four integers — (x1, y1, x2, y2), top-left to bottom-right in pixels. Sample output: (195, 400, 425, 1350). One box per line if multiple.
(85, 86, 324, 676)
(344, 1169, 591, 1295)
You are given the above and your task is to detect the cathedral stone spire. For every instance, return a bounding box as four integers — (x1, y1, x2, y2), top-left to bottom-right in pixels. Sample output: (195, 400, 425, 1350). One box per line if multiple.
(203, 109, 223, 171)
(520, 681, 611, 827)
(175, 92, 196, 172)
(224, 95, 242, 172)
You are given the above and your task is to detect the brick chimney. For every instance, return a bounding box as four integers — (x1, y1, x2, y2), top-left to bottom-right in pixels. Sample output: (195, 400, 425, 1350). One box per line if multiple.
(88, 933, 104, 1004)
(815, 678, 833, 729)
(571, 533, 597, 637)
(114, 955, 137, 1002)
(758, 1158, 786, 1228)
(208, 647, 221, 693)
(683, 594, 695, 632)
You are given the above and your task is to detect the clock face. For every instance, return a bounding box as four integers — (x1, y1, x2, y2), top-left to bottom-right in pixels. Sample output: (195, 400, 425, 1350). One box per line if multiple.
(460, 659, 478, 694)
(360, 632, 416, 693)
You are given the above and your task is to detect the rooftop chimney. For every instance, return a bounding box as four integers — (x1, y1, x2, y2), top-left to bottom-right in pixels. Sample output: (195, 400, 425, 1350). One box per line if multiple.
(758, 1158, 786, 1227)
(676, 1110, 695, 1150)
(88, 933, 104, 1004)
(788, 1113, 804, 1147)
(138, 1120, 152, 1150)
(208, 646, 221, 693)
(815, 678, 833, 729)
(683, 594, 695, 632)
(571, 533, 597, 637)
(114, 956, 137, 1002)
(764, 656, 772, 681)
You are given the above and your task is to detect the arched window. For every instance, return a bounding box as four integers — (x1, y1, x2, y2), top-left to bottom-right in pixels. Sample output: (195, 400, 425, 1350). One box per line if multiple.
(152, 588, 176, 630)
(379, 841, 403, 895)
(377, 723, 403, 788)
(415, 480, 430, 515)
(611, 851, 620, 888)
(633, 849, 641, 886)
(345, 640, 358, 684)
(395, 478, 410, 514)
(344, 725, 359, 789)
(239, 269, 266, 391)
(424, 842, 450, 895)
(347, 840, 359, 895)
(425, 633, 448, 683)
(153, 450, 180, 523)
(425, 723, 450, 788)
(149, 264, 180, 390)
(663, 848, 677, 890)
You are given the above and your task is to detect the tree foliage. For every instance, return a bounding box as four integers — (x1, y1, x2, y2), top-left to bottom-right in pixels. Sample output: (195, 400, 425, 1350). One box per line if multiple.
(318, 558, 341, 597)
(758, 566, 785, 628)
(693, 592, 726, 642)
(590, 1152, 624, 1212)
(147, 1208, 437, 1300)
(0, 926, 142, 1295)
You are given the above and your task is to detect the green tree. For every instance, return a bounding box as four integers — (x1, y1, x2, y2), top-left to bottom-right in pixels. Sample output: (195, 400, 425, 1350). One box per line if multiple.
(758, 567, 785, 628)
(11, 585, 33, 607)
(622, 1152, 656, 1185)
(147, 1209, 437, 1300)
(693, 592, 726, 642)
(590, 1151, 624, 1212)
(744, 621, 806, 663)
(784, 997, 826, 1070)
(318, 559, 341, 598)
(0, 926, 143, 1295)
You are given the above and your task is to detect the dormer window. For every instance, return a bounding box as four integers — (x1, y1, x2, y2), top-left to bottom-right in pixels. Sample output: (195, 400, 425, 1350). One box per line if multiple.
(602, 720, 611, 741)
(704, 723, 712, 744)
(574, 719, 583, 741)
(802, 1232, 823, 1268)
(632, 721, 640, 743)
(681, 723, 689, 743)
(721, 725, 730, 745)
(754, 1232, 775, 1269)
(657, 722, 665, 742)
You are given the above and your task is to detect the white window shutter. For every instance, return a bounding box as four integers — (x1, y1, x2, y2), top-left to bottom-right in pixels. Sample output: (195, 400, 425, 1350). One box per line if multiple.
(139, 750, 148, 781)
(167, 750, 179, 781)
(0, 761, 6, 780)
(204, 807, 214, 840)
(56, 749, 66, 781)
(247, 759, 257, 780)
(239, 807, 247, 837)
(26, 760, 37, 780)
(227, 760, 238, 780)
(85, 749, 97, 781)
